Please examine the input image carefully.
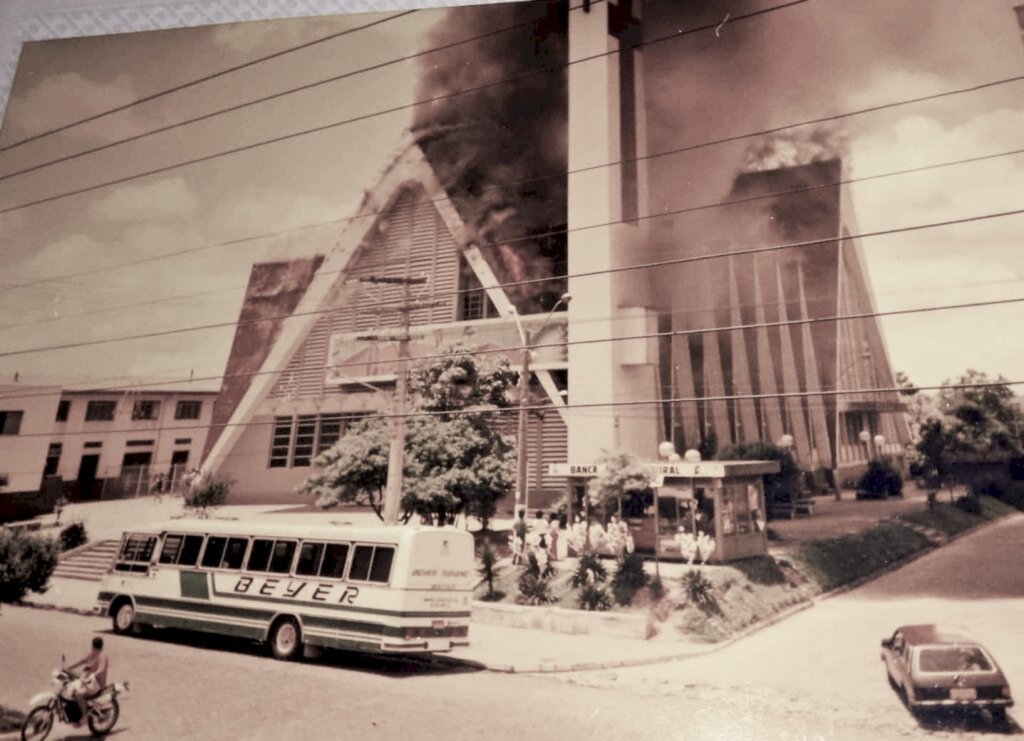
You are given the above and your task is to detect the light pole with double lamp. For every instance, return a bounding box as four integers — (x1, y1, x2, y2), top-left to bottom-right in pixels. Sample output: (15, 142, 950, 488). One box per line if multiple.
(509, 293, 571, 518)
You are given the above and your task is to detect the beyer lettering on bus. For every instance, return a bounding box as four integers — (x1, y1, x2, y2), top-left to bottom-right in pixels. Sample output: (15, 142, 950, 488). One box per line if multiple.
(232, 576, 360, 604)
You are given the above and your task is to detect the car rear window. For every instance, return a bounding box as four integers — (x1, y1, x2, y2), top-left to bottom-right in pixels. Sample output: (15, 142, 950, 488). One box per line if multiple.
(919, 647, 994, 673)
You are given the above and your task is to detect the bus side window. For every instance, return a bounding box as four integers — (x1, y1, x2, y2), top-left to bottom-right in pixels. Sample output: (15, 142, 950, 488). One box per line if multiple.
(269, 541, 297, 574)
(319, 543, 349, 579)
(159, 534, 183, 564)
(201, 537, 227, 568)
(349, 546, 374, 581)
(247, 539, 274, 572)
(220, 537, 249, 570)
(115, 534, 157, 572)
(177, 535, 204, 567)
(369, 547, 394, 583)
(296, 542, 325, 577)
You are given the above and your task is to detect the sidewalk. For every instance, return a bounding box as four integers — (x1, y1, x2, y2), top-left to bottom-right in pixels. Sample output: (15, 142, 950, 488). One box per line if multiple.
(18, 575, 721, 674)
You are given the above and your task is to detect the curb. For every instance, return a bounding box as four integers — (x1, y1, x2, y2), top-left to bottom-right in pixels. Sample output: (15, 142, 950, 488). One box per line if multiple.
(15, 599, 101, 618)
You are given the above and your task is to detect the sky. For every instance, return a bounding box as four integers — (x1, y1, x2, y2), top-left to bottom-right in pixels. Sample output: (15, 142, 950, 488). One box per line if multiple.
(0, 0, 1022, 395)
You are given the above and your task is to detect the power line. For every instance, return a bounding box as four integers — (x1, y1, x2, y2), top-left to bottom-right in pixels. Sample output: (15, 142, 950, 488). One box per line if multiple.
(0, 0, 809, 217)
(5, 376, 1022, 442)
(4, 135, 1022, 305)
(2, 285, 1022, 407)
(0, 11, 419, 155)
(2, 202, 1021, 360)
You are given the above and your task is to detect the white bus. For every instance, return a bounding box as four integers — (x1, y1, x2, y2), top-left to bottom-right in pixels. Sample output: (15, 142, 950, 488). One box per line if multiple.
(96, 520, 475, 660)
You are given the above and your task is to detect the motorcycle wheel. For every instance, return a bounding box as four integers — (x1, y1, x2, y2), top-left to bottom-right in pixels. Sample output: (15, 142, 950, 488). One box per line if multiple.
(87, 698, 119, 736)
(20, 707, 53, 741)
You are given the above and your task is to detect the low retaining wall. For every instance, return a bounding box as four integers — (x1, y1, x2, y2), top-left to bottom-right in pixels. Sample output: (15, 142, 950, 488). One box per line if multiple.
(471, 600, 653, 640)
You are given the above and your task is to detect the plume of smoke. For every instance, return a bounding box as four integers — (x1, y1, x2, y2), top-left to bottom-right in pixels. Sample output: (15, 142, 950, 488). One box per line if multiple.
(412, 1, 568, 313)
(742, 126, 849, 174)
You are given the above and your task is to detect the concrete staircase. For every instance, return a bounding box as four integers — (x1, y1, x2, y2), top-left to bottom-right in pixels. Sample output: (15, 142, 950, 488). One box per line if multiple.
(53, 540, 119, 582)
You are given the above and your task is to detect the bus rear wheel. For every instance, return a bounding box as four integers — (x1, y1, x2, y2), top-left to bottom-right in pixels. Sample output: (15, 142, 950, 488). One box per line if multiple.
(111, 600, 137, 635)
(269, 618, 302, 661)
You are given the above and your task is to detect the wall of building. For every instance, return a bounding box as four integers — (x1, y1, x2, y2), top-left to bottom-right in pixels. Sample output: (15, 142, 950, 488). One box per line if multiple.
(0, 384, 61, 494)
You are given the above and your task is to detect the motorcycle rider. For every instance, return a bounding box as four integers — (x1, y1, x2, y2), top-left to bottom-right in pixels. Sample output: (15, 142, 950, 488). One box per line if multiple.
(68, 637, 108, 725)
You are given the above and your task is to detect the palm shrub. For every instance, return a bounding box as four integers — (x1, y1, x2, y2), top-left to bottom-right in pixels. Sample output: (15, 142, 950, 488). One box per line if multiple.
(577, 583, 612, 611)
(0, 529, 58, 603)
(610, 552, 648, 606)
(476, 537, 503, 601)
(680, 569, 718, 613)
(571, 553, 608, 588)
(516, 551, 556, 605)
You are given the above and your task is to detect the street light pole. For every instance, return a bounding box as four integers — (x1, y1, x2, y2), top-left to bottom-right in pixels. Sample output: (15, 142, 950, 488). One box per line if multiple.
(511, 293, 571, 518)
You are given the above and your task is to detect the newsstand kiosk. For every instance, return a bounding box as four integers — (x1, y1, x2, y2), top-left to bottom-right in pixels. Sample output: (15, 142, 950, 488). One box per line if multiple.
(550, 459, 781, 563)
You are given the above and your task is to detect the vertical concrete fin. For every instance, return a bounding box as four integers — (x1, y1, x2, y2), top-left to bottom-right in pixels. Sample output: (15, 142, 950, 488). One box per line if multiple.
(728, 257, 759, 443)
(775, 261, 813, 463)
(751, 259, 785, 443)
(798, 265, 834, 468)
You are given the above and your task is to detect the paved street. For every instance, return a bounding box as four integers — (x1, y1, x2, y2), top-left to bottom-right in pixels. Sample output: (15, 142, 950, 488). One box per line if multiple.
(3, 515, 1023, 740)
(556, 513, 1024, 739)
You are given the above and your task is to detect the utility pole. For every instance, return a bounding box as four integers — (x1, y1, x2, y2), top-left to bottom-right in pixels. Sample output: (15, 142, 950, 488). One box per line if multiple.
(356, 275, 438, 525)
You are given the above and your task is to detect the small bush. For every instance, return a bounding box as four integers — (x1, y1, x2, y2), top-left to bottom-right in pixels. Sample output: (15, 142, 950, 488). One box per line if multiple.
(680, 569, 718, 613)
(59, 521, 88, 552)
(576, 583, 612, 611)
(610, 552, 648, 606)
(970, 477, 1007, 500)
(184, 474, 233, 516)
(730, 556, 787, 586)
(0, 529, 59, 603)
(571, 553, 608, 587)
(858, 458, 903, 497)
(954, 495, 982, 515)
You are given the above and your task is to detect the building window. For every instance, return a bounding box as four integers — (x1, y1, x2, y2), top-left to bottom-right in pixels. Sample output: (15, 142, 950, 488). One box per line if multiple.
(174, 437, 192, 445)
(131, 400, 161, 420)
(55, 400, 70, 422)
(125, 439, 155, 447)
(84, 441, 102, 449)
(0, 410, 23, 435)
(85, 400, 116, 421)
(269, 416, 293, 468)
(45, 443, 62, 476)
(458, 259, 498, 321)
(175, 400, 202, 420)
(292, 415, 318, 467)
(268, 413, 368, 468)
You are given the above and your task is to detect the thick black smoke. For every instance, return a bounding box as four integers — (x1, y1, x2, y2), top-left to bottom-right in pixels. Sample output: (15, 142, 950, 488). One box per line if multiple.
(412, 0, 568, 314)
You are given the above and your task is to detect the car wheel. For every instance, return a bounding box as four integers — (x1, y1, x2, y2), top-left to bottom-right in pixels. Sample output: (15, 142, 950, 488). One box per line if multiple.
(112, 600, 137, 635)
(990, 707, 1008, 726)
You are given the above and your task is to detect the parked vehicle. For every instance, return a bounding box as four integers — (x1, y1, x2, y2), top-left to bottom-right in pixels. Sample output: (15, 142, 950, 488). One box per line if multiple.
(98, 520, 474, 659)
(881, 624, 1013, 722)
(21, 659, 128, 740)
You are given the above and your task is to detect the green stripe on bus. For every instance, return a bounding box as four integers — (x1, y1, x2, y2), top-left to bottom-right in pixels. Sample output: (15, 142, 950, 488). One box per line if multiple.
(135, 595, 273, 622)
(180, 571, 210, 600)
(136, 611, 264, 641)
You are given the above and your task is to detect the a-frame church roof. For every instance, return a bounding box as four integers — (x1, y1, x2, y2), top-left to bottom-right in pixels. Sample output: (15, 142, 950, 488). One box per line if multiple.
(202, 133, 555, 473)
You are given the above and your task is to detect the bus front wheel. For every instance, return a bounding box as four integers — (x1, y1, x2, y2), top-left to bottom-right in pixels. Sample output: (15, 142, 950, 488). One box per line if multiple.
(269, 617, 302, 661)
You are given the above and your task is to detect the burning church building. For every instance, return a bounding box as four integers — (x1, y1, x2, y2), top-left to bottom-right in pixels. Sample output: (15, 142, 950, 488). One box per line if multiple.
(202, 0, 908, 505)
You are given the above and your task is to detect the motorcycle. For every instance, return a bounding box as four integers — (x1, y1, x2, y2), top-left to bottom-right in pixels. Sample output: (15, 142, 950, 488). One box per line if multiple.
(21, 657, 129, 740)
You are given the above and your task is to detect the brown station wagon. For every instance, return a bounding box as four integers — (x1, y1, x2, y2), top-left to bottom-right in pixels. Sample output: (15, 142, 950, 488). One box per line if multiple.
(881, 624, 1014, 722)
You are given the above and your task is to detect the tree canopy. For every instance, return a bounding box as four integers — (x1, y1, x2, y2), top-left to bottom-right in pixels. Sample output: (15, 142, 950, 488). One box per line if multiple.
(300, 345, 516, 527)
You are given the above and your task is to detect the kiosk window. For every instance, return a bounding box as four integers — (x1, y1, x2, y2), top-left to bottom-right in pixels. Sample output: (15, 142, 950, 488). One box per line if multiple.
(201, 537, 227, 568)
(296, 542, 325, 577)
(319, 543, 349, 579)
(269, 541, 297, 573)
(178, 535, 204, 566)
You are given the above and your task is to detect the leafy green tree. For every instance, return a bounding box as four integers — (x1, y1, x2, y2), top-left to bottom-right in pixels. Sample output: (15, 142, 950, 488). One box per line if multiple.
(588, 449, 654, 517)
(301, 345, 516, 527)
(936, 370, 1024, 458)
(719, 441, 802, 504)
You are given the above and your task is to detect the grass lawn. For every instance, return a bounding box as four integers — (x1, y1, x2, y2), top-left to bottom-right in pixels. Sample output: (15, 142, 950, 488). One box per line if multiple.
(896, 495, 1015, 536)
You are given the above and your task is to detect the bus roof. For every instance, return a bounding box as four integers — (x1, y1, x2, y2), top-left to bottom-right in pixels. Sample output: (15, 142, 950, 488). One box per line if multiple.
(120, 518, 469, 545)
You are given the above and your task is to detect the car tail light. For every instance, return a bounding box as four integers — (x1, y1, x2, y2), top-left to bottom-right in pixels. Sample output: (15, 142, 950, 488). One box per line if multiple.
(1003, 686, 1012, 698)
